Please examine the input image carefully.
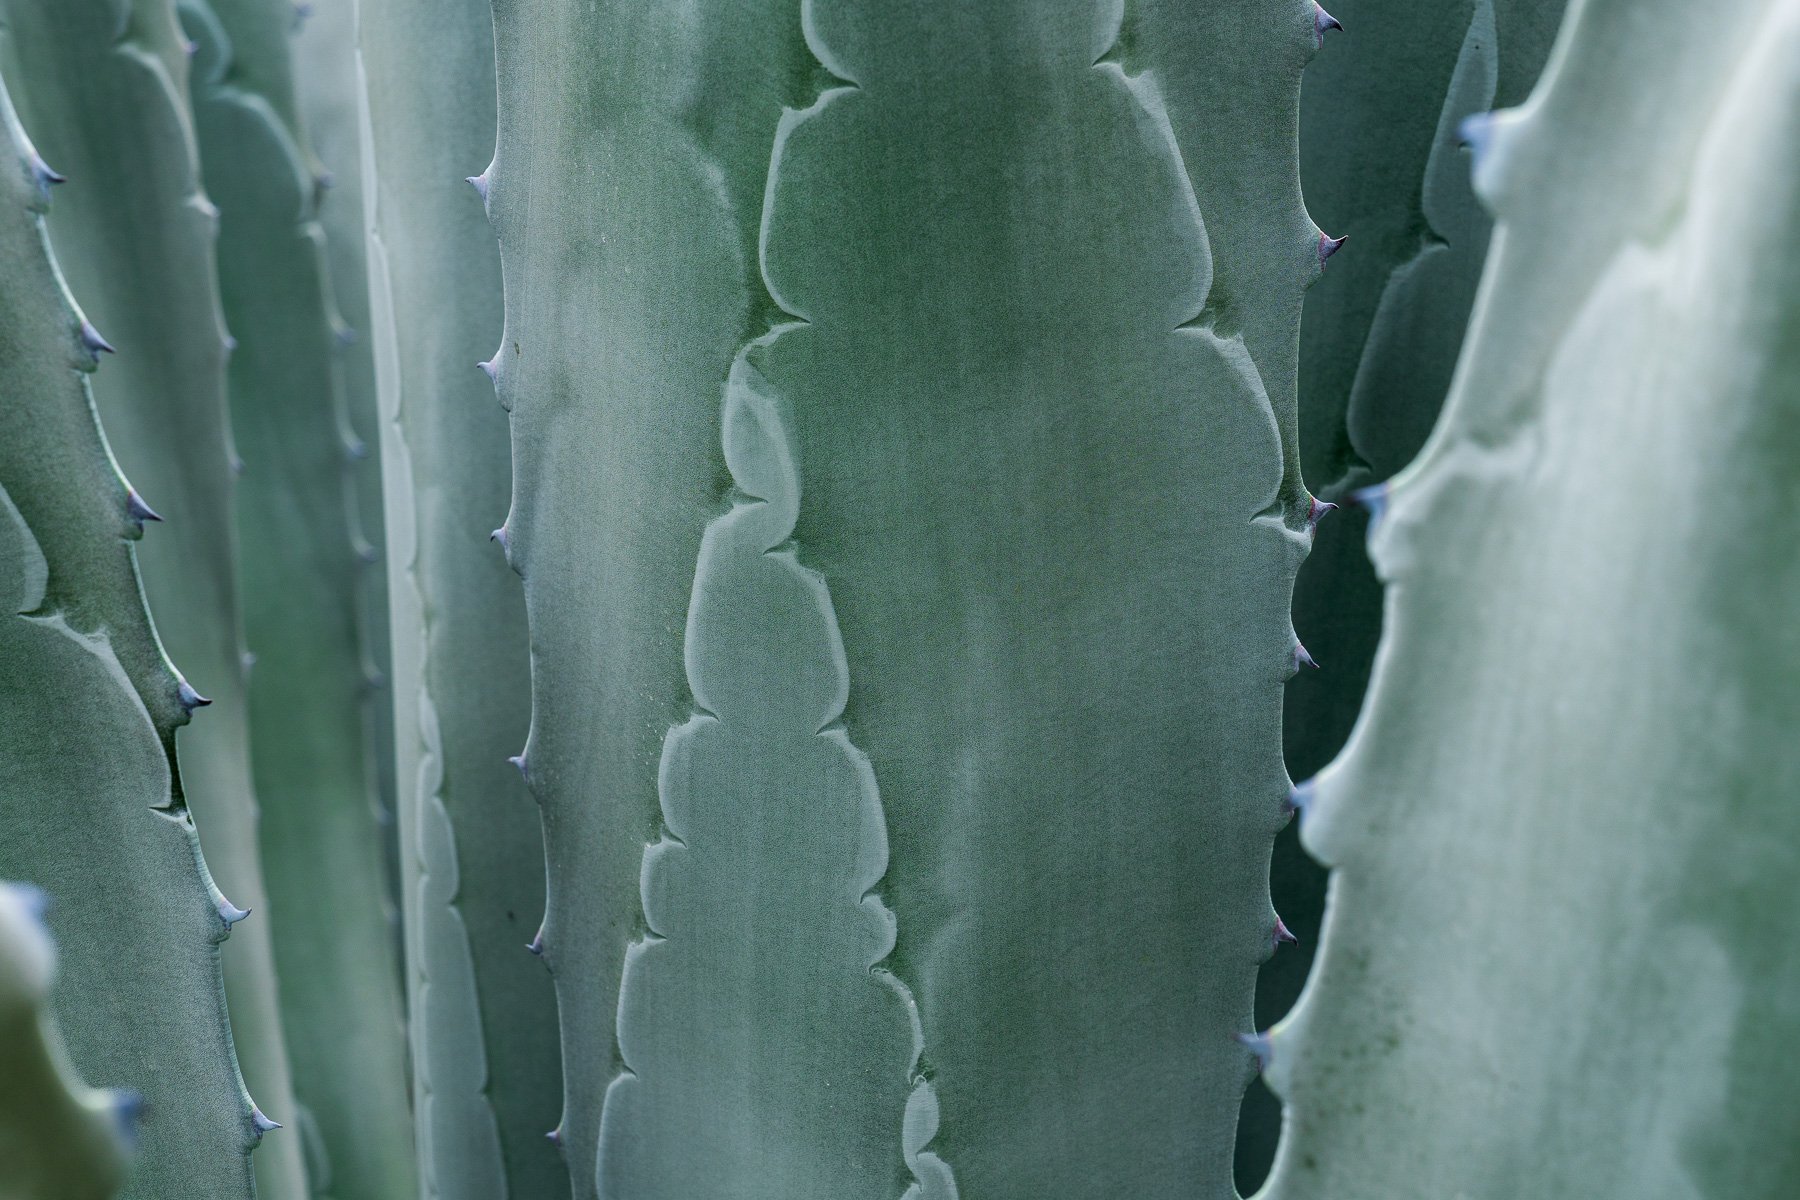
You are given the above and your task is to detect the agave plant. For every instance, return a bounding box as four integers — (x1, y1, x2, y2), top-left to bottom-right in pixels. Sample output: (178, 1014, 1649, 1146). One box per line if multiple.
(0, 0, 1795, 1197)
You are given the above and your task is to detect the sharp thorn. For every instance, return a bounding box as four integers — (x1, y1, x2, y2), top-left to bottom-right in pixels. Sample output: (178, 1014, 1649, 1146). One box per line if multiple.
(126, 489, 163, 524)
(1306, 496, 1338, 529)
(507, 754, 528, 781)
(477, 358, 497, 381)
(1459, 111, 1497, 160)
(1314, 3, 1343, 46)
(112, 1090, 145, 1146)
(490, 526, 509, 551)
(30, 155, 65, 187)
(1237, 1030, 1274, 1073)
(545, 1128, 563, 1149)
(1274, 917, 1298, 947)
(1352, 481, 1391, 534)
(1293, 642, 1319, 671)
(250, 1106, 282, 1137)
(80, 321, 116, 356)
(467, 169, 491, 202)
(177, 680, 212, 711)
(526, 930, 544, 957)
(215, 895, 250, 929)
(1283, 777, 1317, 818)
(1318, 231, 1348, 267)
(7, 882, 50, 922)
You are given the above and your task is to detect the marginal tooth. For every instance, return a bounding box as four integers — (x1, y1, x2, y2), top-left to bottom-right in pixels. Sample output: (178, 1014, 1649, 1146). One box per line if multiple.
(507, 754, 528, 781)
(79, 320, 116, 357)
(215, 894, 250, 930)
(1306, 495, 1338, 529)
(1459, 111, 1497, 162)
(1352, 481, 1391, 535)
(490, 526, 510, 552)
(467, 166, 492, 203)
(1236, 1030, 1274, 1073)
(126, 489, 164, 525)
(177, 680, 213, 711)
(477, 358, 498, 382)
(526, 929, 545, 957)
(8, 882, 50, 922)
(1292, 642, 1319, 671)
(29, 153, 65, 190)
(1273, 917, 1298, 947)
(545, 1128, 563, 1149)
(112, 1090, 145, 1146)
(1313, 3, 1344, 47)
(1283, 778, 1317, 818)
(1317, 231, 1348, 267)
(250, 1106, 282, 1138)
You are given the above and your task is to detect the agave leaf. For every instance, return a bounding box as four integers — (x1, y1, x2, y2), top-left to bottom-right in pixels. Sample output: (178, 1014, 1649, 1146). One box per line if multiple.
(178, 2, 415, 1195)
(293, 0, 398, 899)
(1251, 0, 1564, 1183)
(0, 3, 311, 1196)
(356, 0, 563, 1193)
(0, 66, 255, 1200)
(487, 2, 1323, 1196)
(1265, 0, 1800, 1194)
(484, 2, 843, 1190)
(0, 882, 134, 1200)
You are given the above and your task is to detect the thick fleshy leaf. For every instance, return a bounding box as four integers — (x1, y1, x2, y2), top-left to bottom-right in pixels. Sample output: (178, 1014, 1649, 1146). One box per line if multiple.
(0, 62, 255, 1200)
(356, 0, 563, 1193)
(1266, 0, 1800, 1194)
(0, 3, 311, 1196)
(179, 2, 415, 1195)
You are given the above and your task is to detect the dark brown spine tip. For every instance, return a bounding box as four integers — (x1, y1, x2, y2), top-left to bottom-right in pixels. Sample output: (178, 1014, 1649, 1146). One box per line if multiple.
(1318, 232, 1348, 267)
(1274, 917, 1298, 946)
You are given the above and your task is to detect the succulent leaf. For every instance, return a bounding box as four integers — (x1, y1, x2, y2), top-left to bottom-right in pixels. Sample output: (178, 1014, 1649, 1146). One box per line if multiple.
(355, 0, 564, 1194)
(1265, 0, 1800, 1194)
(486, 1, 1319, 1196)
(178, 1, 416, 1195)
(0, 882, 134, 1200)
(0, 61, 256, 1200)
(1250, 0, 1565, 1183)
(0, 3, 313, 1196)
(293, 0, 399, 901)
